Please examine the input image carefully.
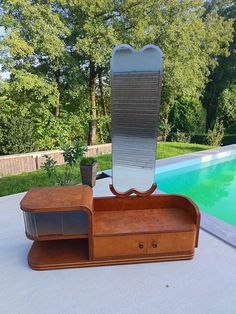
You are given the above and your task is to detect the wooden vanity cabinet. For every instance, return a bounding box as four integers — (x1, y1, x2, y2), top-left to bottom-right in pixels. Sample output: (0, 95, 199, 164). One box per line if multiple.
(92, 195, 199, 261)
(20, 186, 200, 270)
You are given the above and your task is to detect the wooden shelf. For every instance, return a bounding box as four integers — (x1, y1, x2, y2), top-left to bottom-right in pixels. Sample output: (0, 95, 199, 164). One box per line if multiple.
(26, 232, 88, 241)
(93, 194, 199, 239)
(28, 239, 89, 270)
(93, 207, 196, 236)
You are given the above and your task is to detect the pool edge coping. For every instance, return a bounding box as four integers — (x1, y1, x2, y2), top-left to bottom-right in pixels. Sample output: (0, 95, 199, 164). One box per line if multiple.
(200, 211, 236, 248)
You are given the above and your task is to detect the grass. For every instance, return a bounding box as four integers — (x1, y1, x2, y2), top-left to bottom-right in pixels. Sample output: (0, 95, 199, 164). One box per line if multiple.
(0, 142, 213, 197)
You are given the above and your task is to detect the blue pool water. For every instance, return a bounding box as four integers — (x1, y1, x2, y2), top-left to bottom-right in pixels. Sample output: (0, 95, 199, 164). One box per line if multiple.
(155, 154, 236, 227)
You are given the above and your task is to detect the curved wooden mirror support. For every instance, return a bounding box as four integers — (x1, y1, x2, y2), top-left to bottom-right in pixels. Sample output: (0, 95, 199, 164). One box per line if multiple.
(109, 183, 157, 198)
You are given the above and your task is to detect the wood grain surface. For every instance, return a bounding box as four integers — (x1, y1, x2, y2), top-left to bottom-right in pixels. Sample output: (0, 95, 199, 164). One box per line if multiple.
(20, 185, 93, 213)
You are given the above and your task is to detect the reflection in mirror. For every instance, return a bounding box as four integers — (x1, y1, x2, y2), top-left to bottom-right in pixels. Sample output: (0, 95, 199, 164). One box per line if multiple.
(111, 44, 163, 193)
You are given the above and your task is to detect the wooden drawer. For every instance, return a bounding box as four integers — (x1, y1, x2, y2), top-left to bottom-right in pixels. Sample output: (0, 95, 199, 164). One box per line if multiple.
(93, 234, 147, 259)
(93, 231, 196, 259)
(147, 231, 196, 255)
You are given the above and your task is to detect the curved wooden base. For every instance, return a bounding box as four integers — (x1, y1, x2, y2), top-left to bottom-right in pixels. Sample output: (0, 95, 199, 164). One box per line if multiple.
(109, 183, 157, 198)
(28, 240, 194, 270)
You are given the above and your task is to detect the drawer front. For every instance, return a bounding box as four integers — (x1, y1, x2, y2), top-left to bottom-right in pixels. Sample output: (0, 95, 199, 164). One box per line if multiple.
(147, 231, 196, 255)
(93, 235, 147, 259)
(93, 231, 196, 259)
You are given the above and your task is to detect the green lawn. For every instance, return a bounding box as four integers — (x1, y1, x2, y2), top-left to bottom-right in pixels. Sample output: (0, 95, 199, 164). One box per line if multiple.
(0, 142, 213, 197)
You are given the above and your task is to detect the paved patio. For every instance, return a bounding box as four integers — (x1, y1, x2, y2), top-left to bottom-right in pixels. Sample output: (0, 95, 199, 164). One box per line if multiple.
(1, 177, 236, 314)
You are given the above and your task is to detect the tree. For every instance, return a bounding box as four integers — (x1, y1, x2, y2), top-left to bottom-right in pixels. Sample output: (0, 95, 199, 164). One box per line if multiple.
(0, 0, 234, 150)
(0, 99, 36, 154)
(202, 1, 236, 128)
(169, 98, 206, 134)
(0, 0, 90, 150)
(71, 1, 143, 144)
(217, 84, 236, 127)
(0, 0, 70, 117)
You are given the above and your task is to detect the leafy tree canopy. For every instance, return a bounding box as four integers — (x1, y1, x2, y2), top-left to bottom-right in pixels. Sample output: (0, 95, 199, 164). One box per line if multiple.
(217, 84, 236, 127)
(0, 0, 234, 152)
(202, 0, 236, 128)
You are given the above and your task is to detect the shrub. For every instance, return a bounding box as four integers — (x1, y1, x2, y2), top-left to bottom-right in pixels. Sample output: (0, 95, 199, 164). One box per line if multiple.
(0, 111, 37, 155)
(41, 155, 57, 178)
(222, 134, 236, 145)
(172, 130, 191, 143)
(63, 140, 87, 167)
(159, 119, 173, 142)
(207, 119, 224, 146)
(191, 134, 207, 145)
(41, 140, 87, 185)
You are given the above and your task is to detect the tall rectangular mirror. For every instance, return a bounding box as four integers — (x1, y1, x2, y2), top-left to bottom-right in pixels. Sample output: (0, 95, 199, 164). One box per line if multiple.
(111, 44, 163, 193)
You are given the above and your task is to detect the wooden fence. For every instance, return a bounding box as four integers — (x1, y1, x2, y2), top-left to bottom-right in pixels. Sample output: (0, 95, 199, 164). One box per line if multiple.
(0, 143, 112, 177)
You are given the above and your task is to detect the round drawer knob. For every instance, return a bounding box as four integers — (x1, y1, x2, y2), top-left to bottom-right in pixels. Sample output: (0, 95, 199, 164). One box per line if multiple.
(152, 241, 158, 248)
(138, 242, 144, 249)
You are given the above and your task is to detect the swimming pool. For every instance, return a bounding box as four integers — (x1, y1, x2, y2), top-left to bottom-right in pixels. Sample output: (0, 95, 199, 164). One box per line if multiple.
(155, 151, 236, 227)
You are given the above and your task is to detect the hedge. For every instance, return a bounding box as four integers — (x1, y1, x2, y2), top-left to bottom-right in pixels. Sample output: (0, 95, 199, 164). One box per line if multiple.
(191, 134, 208, 145)
(167, 133, 236, 146)
(222, 134, 236, 145)
(191, 134, 236, 145)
